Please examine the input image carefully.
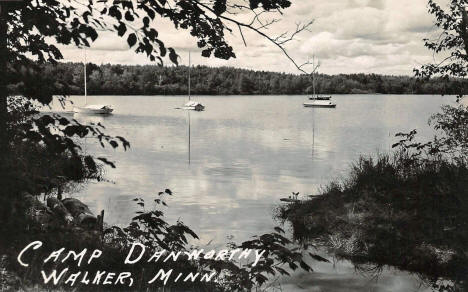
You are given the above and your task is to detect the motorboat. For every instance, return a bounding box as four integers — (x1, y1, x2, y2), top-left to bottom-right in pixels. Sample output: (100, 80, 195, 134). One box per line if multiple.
(73, 104, 114, 114)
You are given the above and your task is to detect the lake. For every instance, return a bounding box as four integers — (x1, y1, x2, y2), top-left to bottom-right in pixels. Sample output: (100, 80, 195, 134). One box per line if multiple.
(50, 94, 455, 291)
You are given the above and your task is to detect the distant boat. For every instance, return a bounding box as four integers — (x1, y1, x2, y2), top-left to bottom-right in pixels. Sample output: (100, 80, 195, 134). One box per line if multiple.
(304, 56, 336, 108)
(73, 104, 114, 114)
(303, 100, 336, 108)
(183, 51, 205, 111)
(73, 47, 113, 114)
(183, 100, 205, 111)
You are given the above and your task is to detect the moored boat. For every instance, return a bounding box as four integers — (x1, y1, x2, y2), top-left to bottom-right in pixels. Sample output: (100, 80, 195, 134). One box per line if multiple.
(304, 56, 336, 108)
(183, 51, 205, 111)
(73, 47, 114, 115)
(73, 104, 114, 114)
(183, 101, 205, 111)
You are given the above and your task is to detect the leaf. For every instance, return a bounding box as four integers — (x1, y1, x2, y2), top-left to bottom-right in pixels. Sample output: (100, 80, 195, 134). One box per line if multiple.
(116, 22, 127, 37)
(145, 7, 155, 19)
(148, 28, 158, 40)
(83, 11, 91, 23)
(63, 125, 78, 137)
(125, 11, 134, 21)
(213, 0, 227, 15)
(127, 33, 137, 47)
(97, 157, 116, 168)
(143, 16, 150, 27)
(274, 226, 284, 234)
(288, 262, 298, 270)
(155, 39, 166, 56)
(275, 266, 290, 276)
(58, 117, 69, 126)
(84, 156, 97, 172)
(300, 260, 312, 272)
(201, 49, 212, 57)
(309, 253, 330, 263)
(116, 136, 130, 150)
(109, 140, 118, 148)
(168, 48, 178, 65)
(108, 5, 122, 20)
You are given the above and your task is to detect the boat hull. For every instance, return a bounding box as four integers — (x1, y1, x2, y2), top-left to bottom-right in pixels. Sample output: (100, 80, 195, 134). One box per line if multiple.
(182, 105, 205, 111)
(303, 103, 336, 108)
(73, 106, 114, 114)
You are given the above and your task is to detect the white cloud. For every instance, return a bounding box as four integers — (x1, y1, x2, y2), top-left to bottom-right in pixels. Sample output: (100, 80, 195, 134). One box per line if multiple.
(56, 0, 437, 75)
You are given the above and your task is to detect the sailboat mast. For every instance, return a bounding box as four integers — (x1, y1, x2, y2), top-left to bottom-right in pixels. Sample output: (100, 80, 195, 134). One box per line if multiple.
(188, 51, 191, 101)
(84, 47, 87, 104)
(312, 56, 316, 97)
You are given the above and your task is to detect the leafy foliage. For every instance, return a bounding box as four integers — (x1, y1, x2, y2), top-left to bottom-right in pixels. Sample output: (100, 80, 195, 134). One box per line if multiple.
(430, 104, 468, 158)
(6, 0, 297, 70)
(101, 192, 312, 291)
(415, 0, 468, 101)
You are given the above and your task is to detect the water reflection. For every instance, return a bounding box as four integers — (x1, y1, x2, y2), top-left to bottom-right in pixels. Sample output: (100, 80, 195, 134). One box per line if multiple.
(48, 94, 454, 291)
(188, 110, 191, 165)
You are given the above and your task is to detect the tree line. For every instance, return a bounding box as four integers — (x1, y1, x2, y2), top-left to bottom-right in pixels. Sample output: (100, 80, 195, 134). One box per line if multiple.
(35, 62, 468, 96)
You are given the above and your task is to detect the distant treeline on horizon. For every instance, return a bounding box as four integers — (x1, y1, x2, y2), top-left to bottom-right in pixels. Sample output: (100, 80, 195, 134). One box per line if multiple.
(37, 62, 468, 95)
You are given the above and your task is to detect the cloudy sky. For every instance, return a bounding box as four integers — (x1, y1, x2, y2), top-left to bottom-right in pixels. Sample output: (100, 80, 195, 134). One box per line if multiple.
(59, 0, 440, 75)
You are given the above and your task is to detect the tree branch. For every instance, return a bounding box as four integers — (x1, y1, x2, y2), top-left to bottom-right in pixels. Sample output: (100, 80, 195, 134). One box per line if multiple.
(193, 0, 314, 74)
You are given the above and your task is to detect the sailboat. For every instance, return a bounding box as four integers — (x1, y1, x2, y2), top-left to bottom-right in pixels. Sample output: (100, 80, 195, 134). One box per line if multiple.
(183, 51, 205, 111)
(73, 48, 113, 114)
(303, 56, 336, 108)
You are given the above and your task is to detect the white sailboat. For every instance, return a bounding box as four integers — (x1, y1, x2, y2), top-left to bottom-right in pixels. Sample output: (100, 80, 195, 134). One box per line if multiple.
(73, 48, 113, 114)
(183, 51, 205, 111)
(303, 56, 336, 108)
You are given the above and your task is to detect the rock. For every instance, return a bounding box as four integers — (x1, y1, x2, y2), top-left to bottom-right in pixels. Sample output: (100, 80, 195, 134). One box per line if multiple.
(46, 197, 73, 224)
(62, 198, 97, 228)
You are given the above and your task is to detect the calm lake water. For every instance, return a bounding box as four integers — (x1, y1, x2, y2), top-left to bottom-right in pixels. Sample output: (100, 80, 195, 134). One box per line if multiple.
(50, 94, 455, 292)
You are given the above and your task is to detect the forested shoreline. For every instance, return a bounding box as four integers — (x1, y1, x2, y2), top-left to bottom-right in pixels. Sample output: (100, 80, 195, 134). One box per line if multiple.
(31, 62, 468, 96)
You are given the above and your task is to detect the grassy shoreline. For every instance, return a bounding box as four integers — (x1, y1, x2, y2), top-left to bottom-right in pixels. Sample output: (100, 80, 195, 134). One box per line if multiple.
(278, 149, 468, 291)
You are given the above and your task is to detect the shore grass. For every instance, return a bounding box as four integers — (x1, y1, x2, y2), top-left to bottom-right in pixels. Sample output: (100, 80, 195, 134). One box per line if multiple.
(278, 150, 468, 290)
